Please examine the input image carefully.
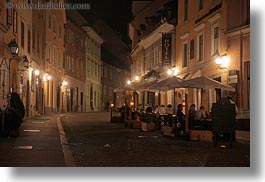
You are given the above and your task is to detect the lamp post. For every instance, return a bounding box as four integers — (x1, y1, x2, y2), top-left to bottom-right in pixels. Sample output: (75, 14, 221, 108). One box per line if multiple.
(167, 67, 179, 114)
(110, 103, 114, 123)
(61, 80, 68, 112)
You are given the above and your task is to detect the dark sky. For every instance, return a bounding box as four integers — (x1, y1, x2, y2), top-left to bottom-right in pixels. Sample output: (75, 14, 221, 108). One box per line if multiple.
(72, 0, 133, 43)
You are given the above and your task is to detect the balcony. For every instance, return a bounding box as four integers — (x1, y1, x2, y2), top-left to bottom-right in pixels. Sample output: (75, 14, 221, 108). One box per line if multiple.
(136, 0, 177, 43)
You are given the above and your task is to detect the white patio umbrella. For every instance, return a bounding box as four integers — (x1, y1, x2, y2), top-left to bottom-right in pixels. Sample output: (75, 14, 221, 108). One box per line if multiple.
(156, 76, 184, 90)
(178, 76, 235, 91)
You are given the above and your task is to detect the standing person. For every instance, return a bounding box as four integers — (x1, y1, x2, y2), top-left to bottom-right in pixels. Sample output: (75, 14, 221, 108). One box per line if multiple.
(176, 104, 185, 133)
(227, 96, 238, 114)
(188, 104, 196, 130)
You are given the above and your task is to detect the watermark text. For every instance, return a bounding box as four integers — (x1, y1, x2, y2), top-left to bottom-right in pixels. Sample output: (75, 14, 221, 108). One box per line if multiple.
(6, 1, 91, 10)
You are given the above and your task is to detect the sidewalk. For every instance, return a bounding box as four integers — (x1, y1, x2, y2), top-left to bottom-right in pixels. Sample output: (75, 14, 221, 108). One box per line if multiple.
(0, 114, 74, 167)
(236, 130, 250, 143)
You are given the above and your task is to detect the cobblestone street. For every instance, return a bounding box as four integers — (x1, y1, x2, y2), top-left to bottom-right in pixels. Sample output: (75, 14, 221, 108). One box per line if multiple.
(61, 112, 250, 167)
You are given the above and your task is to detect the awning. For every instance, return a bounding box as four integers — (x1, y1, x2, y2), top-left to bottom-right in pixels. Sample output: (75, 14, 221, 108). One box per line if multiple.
(178, 76, 235, 91)
(132, 80, 159, 90)
(156, 76, 184, 90)
(113, 87, 133, 92)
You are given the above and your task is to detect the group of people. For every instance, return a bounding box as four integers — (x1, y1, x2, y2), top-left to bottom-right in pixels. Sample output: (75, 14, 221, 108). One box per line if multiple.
(188, 96, 238, 130)
(188, 104, 209, 130)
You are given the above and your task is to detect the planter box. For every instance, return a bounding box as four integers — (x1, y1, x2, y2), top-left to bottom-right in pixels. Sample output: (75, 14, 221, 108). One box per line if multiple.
(190, 130, 213, 142)
(163, 126, 173, 137)
(141, 122, 155, 132)
(128, 120, 141, 129)
(111, 116, 121, 123)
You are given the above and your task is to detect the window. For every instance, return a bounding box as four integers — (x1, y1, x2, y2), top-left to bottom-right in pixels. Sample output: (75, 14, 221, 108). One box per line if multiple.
(48, 15, 51, 28)
(21, 21, 25, 48)
(66, 30, 70, 42)
(245, 61, 250, 109)
(213, 26, 219, 54)
(13, 10, 17, 33)
(198, 0, 203, 11)
(198, 33, 203, 62)
(190, 39, 194, 59)
(48, 47, 51, 61)
(32, 29, 35, 49)
(28, 30, 31, 53)
(37, 32, 40, 53)
(7, 6, 12, 26)
(184, 0, 188, 21)
(183, 43, 188, 68)
(59, 26, 62, 39)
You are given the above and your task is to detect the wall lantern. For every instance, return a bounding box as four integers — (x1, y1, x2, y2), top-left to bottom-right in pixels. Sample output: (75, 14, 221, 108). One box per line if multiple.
(8, 39, 19, 55)
(34, 69, 40, 76)
(215, 53, 230, 70)
(167, 67, 179, 76)
(22, 55, 29, 69)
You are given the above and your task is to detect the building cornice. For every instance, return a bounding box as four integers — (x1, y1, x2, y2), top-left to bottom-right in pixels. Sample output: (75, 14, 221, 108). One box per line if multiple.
(82, 26, 104, 45)
(226, 25, 250, 39)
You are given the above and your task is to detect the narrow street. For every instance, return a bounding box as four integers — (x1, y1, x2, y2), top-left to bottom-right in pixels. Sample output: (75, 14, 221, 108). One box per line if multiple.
(61, 112, 250, 167)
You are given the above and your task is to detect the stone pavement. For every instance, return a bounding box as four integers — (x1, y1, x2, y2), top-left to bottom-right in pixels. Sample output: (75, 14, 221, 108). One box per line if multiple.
(0, 114, 75, 167)
(0, 112, 249, 167)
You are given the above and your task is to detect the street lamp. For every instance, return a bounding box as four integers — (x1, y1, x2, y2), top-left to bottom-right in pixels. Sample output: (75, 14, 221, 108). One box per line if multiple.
(60, 80, 68, 113)
(110, 103, 114, 123)
(167, 67, 180, 114)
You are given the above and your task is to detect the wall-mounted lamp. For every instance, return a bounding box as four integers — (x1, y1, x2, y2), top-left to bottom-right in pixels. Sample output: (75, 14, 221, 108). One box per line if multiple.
(167, 67, 179, 76)
(215, 53, 230, 70)
(47, 75, 51, 81)
(61, 80, 68, 87)
(43, 73, 52, 81)
(8, 39, 19, 55)
(135, 75, 139, 81)
(22, 56, 29, 69)
(34, 69, 40, 76)
(127, 80, 131, 85)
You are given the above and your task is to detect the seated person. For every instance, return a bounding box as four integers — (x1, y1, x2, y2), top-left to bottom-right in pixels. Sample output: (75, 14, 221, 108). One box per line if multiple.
(194, 106, 206, 127)
(146, 106, 153, 114)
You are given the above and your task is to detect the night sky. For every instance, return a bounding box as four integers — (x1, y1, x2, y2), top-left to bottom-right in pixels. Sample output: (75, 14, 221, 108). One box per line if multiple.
(71, 0, 133, 44)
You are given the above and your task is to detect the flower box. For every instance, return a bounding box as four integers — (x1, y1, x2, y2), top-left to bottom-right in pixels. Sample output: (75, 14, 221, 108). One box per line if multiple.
(190, 130, 213, 142)
(128, 120, 141, 129)
(163, 126, 173, 137)
(141, 122, 155, 132)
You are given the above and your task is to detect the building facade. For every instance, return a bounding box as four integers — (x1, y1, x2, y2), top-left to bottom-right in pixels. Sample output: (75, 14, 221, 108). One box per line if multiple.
(64, 11, 86, 112)
(129, 0, 177, 108)
(92, 19, 131, 110)
(129, 0, 250, 131)
(44, 5, 66, 114)
(82, 26, 103, 112)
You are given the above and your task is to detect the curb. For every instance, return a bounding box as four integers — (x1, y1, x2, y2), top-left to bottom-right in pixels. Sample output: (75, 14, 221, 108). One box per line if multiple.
(56, 115, 76, 167)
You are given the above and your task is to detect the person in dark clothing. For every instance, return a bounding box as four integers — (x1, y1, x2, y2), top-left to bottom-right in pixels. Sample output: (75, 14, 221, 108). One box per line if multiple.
(177, 104, 185, 133)
(188, 104, 196, 130)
